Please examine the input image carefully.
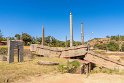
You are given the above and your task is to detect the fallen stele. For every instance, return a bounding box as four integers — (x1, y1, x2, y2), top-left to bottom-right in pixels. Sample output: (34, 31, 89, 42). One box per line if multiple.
(37, 61, 59, 65)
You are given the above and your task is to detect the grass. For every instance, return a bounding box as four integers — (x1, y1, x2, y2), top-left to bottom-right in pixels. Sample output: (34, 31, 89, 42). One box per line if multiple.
(91, 67, 124, 75)
(0, 56, 67, 83)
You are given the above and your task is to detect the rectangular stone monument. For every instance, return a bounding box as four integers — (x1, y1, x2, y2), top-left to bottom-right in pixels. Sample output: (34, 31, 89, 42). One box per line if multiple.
(8, 40, 24, 63)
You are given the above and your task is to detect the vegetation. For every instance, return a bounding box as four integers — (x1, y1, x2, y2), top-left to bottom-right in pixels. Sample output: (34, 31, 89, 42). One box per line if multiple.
(22, 33, 32, 46)
(92, 35, 124, 51)
(58, 60, 80, 73)
(94, 44, 107, 50)
(107, 41, 119, 51)
(0, 46, 8, 55)
(15, 34, 21, 40)
(91, 67, 124, 75)
(111, 35, 124, 41)
(121, 43, 124, 52)
(94, 41, 120, 51)
(0, 30, 3, 41)
(0, 57, 67, 83)
(0, 30, 81, 47)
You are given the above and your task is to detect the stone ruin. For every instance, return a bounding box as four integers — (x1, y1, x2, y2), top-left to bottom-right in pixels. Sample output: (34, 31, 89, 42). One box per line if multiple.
(8, 40, 24, 63)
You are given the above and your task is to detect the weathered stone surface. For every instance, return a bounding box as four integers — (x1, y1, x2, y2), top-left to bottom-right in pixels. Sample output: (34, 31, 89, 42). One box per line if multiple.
(37, 61, 59, 65)
(85, 52, 124, 70)
(18, 46, 23, 62)
(30, 45, 87, 58)
(7, 40, 24, 63)
(30, 44, 38, 52)
(0, 55, 7, 61)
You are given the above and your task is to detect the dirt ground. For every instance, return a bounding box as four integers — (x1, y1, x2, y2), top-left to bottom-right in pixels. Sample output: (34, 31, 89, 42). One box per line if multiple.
(15, 73, 124, 83)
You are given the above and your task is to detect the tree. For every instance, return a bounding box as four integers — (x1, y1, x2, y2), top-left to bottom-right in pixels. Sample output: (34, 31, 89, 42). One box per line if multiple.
(111, 36, 118, 41)
(107, 41, 119, 51)
(22, 33, 32, 45)
(0, 30, 3, 41)
(106, 35, 110, 38)
(73, 41, 82, 46)
(15, 34, 21, 40)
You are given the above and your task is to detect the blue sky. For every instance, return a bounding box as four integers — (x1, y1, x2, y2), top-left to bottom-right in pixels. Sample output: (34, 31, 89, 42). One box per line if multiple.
(0, 0, 124, 41)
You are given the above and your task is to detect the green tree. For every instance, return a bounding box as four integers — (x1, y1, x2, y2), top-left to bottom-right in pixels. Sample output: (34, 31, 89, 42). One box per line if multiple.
(111, 36, 119, 41)
(15, 34, 21, 40)
(9, 37, 15, 40)
(106, 35, 110, 38)
(107, 42, 119, 51)
(22, 33, 32, 45)
(35, 37, 42, 44)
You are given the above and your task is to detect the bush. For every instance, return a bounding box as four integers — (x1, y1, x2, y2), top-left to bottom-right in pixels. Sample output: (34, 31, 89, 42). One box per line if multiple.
(94, 44, 107, 50)
(58, 60, 80, 73)
(121, 43, 124, 52)
(107, 42, 119, 51)
(0, 47, 8, 55)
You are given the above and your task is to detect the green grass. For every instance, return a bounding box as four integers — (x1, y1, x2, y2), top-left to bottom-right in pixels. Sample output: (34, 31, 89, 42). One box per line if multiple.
(0, 57, 67, 83)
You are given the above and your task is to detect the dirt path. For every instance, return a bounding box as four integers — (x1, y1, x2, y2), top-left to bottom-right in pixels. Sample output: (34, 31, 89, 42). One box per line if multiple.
(16, 73, 124, 83)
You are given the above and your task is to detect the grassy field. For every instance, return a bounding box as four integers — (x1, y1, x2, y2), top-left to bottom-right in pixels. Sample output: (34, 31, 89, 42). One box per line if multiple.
(0, 57, 67, 83)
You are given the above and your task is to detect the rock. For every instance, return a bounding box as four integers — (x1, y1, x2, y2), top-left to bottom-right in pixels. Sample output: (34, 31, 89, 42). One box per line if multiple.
(37, 61, 59, 65)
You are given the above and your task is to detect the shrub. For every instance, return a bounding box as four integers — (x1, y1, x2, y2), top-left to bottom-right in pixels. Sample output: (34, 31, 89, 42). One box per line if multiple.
(94, 44, 107, 50)
(121, 43, 124, 52)
(107, 42, 119, 51)
(0, 47, 8, 55)
(58, 60, 80, 73)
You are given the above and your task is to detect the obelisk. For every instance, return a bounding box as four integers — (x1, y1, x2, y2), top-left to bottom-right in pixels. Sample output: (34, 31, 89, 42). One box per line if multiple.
(42, 25, 45, 47)
(70, 11, 73, 47)
(81, 23, 84, 45)
(65, 36, 67, 48)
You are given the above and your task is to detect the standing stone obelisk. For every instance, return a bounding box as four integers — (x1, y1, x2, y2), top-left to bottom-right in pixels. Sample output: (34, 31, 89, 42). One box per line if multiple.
(81, 23, 84, 45)
(42, 25, 45, 47)
(65, 36, 67, 48)
(70, 11, 73, 47)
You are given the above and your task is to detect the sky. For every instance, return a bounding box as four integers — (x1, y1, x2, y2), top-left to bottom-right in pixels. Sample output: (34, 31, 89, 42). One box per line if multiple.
(0, 0, 124, 41)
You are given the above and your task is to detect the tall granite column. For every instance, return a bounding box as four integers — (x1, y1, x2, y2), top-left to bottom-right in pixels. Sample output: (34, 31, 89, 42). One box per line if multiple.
(81, 23, 84, 45)
(70, 12, 73, 47)
(65, 36, 67, 48)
